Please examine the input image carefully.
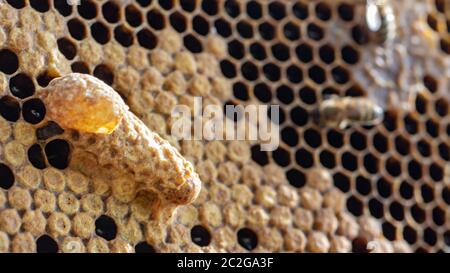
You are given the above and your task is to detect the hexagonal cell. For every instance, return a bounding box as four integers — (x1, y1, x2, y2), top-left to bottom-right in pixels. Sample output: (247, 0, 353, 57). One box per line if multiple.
(350, 130, 367, 151)
(37, 71, 56, 87)
(319, 149, 335, 169)
(0, 49, 19, 75)
(77, 0, 98, 20)
(426, 118, 440, 137)
(202, 0, 219, 15)
(382, 110, 398, 132)
(251, 144, 269, 166)
(399, 180, 413, 200)
(337, 3, 354, 22)
(241, 61, 259, 81)
(292, 1, 309, 20)
(102, 1, 120, 23)
(345, 84, 366, 97)
(10, 73, 36, 99)
(424, 227, 437, 246)
(369, 198, 384, 218)
(0, 96, 21, 122)
(28, 144, 46, 170)
(307, 23, 324, 41)
(22, 98, 46, 124)
(309, 65, 327, 84)
(170, 11, 188, 33)
(333, 172, 350, 192)
(341, 45, 359, 65)
(54, 0, 73, 16)
(91, 22, 111, 44)
(71, 61, 90, 74)
(193, 15, 210, 36)
(237, 20, 254, 39)
(259, 22, 276, 40)
(403, 113, 419, 135)
(224, 0, 241, 18)
(57, 37, 77, 60)
(372, 132, 389, 153)
(67, 18, 87, 41)
(183, 34, 203, 53)
(281, 126, 299, 147)
(232, 81, 249, 101)
(428, 162, 443, 182)
(434, 97, 449, 117)
(263, 63, 281, 82)
(0, 163, 15, 189)
(351, 24, 369, 45)
(438, 142, 450, 161)
(295, 43, 313, 63)
(93, 64, 114, 86)
(228, 39, 245, 60)
(271, 43, 290, 61)
(6, 0, 26, 9)
(286, 168, 306, 188)
(253, 82, 272, 103)
(421, 184, 434, 203)
(432, 206, 445, 226)
(158, 0, 174, 10)
(363, 153, 379, 174)
(291, 106, 309, 127)
(303, 128, 322, 148)
(327, 129, 344, 148)
(249, 42, 267, 60)
(215, 18, 232, 37)
(298, 85, 317, 105)
(286, 65, 303, 84)
(272, 147, 291, 167)
(114, 25, 134, 47)
(319, 44, 335, 64)
(355, 175, 371, 196)
(376, 176, 392, 198)
(341, 151, 358, 171)
(331, 66, 350, 84)
(389, 201, 405, 221)
(403, 225, 418, 244)
(315, 2, 332, 21)
(426, 14, 439, 31)
(276, 84, 294, 105)
(394, 135, 410, 156)
(440, 38, 450, 54)
(246, 1, 262, 19)
(191, 225, 211, 247)
(147, 9, 166, 30)
(295, 148, 314, 168)
(125, 4, 143, 27)
(30, 0, 50, 12)
(408, 158, 423, 180)
(220, 60, 237, 78)
(346, 195, 363, 216)
(283, 22, 301, 41)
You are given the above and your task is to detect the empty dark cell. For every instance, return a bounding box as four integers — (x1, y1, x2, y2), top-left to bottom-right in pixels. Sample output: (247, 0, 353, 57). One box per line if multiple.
(290, 106, 308, 126)
(426, 120, 439, 137)
(363, 153, 379, 174)
(421, 184, 434, 203)
(293, 1, 308, 19)
(377, 177, 392, 198)
(296, 44, 313, 63)
(237, 228, 258, 250)
(91, 22, 110, 44)
(136, 0, 152, 7)
(341, 45, 359, 65)
(251, 144, 269, 166)
(72, 61, 91, 74)
(424, 228, 437, 246)
(345, 85, 365, 97)
(54, 0, 72, 16)
(67, 19, 86, 40)
(369, 198, 384, 218)
(280, 127, 298, 148)
(352, 237, 368, 253)
(0, 49, 19, 75)
(36, 235, 58, 253)
(347, 195, 363, 216)
(415, 94, 427, 114)
(373, 132, 388, 153)
(271, 43, 290, 61)
(158, 0, 173, 10)
(408, 159, 422, 180)
(45, 139, 70, 169)
(263, 63, 280, 82)
(30, 0, 50, 12)
(382, 111, 397, 131)
(385, 157, 401, 177)
(338, 3, 354, 21)
(427, 14, 438, 31)
(0, 163, 14, 190)
(389, 201, 404, 221)
(436, 0, 446, 13)
(315, 2, 331, 21)
(411, 204, 426, 224)
(403, 225, 417, 244)
(399, 181, 413, 200)
(237, 21, 253, 38)
(356, 176, 371, 196)
(193, 15, 209, 36)
(276, 84, 294, 104)
(220, 60, 236, 78)
(283, 22, 300, 40)
(429, 163, 443, 182)
(298, 86, 316, 105)
(246, 1, 262, 19)
(432, 206, 445, 226)
(10, 73, 35, 99)
(333, 172, 350, 192)
(403, 115, 418, 134)
(138, 28, 158, 49)
(170, 12, 187, 33)
(57, 38, 77, 60)
(125, 5, 142, 27)
(95, 215, 117, 241)
(36, 121, 64, 141)
(307, 23, 324, 41)
(249, 42, 266, 60)
(352, 24, 369, 45)
(190, 225, 211, 246)
(424, 75, 438, 93)
(287, 168, 305, 188)
(382, 222, 396, 241)
(304, 128, 321, 148)
(342, 152, 357, 171)
(28, 144, 47, 169)
(232, 82, 249, 101)
(394, 136, 410, 156)
(350, 131, 367, 151)
(286, 65, 303, 84)
(441, 38, 450, 54)
(180, 0, 195, 11)
(224, 0, 240, 17)
(439, 143, 450, 161)
(295, 148, 313, 168)
(184, 34, 203, 53)
(78, 0, 97, 20)
(253, 83, 272, 103)
(228, 40, 245, 60)
(319, 150, 335, 169)
(6, 0, 25, 9)
(434, 98, 448, 116)
(327, 129, 344, 148)
(114, 25, 134, 47)
(272, 147, 291, 167)
(0, 96, 20, 122)
(93, 64, 114, 86)
(331, 66, 349, 84)
(259, 22, 275, 40)
(135, 242, 156, 253)
(23, 98, 46, 125)
(202, 0, 218, 15)
(36, 71, 55, 87)
(308, 65, 326, 84)
(269, 2, 286, 20)
(147, 9, 165, 30)
(319, 44, 335, 64)
(102, 1, 120, 23)
(241, 61, 259, 81)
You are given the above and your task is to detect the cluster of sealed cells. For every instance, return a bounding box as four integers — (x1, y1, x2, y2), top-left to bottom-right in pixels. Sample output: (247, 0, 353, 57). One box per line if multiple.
(0, 0, 450, 252)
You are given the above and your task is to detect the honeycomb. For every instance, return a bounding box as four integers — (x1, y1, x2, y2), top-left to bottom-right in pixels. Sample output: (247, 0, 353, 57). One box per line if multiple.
(0, 0, 448, 253)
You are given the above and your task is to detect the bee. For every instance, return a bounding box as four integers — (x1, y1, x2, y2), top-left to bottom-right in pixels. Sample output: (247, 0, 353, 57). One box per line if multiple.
(313, 95, 384, 129)
(364, 0, 396, 45)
